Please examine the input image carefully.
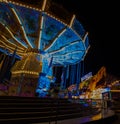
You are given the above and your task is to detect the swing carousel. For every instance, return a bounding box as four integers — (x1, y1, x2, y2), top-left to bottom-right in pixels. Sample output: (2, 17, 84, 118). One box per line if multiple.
(0, 0, 90, 97)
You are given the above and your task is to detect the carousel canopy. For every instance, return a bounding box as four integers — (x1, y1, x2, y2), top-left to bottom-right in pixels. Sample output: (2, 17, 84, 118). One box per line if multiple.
(0, 0, 90, 66)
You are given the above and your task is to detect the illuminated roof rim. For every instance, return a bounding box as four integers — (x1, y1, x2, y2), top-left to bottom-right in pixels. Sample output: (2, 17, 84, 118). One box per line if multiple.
(0, 0, 90, 65)
(0, 0, 85, 40)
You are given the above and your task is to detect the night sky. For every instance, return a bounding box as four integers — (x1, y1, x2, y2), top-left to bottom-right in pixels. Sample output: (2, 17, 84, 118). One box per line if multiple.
(53, 0, 119, 77)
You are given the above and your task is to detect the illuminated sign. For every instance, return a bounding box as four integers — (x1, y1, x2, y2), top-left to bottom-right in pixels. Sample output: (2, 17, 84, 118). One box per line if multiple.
(81, 72, 92, 81)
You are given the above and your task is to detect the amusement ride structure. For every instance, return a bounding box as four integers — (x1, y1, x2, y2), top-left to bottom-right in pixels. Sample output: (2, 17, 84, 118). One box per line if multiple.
(0, 0, 90, 97)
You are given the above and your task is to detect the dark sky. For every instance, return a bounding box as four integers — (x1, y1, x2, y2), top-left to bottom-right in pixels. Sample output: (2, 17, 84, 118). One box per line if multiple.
(53, 0, 119, 77)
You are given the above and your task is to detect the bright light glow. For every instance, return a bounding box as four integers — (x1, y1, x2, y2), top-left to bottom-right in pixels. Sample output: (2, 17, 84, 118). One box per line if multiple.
(83, 32, 88, 42)
(0, 40, 24, 53)
(69, 14, 75, 27)
(4, 25, 27, 48)
(1, 35, 24, 50)
(38, 16, 44, 49)
(12, 70, 39, 75)
(11, 8, 33, 48)
(42, 0, 47, 11)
